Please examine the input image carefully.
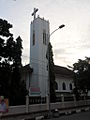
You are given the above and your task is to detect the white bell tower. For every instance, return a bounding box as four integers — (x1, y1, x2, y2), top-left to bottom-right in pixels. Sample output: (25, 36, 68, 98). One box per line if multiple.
(30, 8, 50, 98)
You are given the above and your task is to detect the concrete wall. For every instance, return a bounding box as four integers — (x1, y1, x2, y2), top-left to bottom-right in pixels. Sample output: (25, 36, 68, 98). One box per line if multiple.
(1, 99, 90, 120)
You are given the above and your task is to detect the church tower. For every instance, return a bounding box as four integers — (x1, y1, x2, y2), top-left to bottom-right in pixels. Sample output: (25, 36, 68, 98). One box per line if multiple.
(30, 8, 50, 99)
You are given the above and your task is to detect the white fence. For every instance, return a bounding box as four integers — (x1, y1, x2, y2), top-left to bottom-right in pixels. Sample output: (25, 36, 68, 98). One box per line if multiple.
(1, 99, 90, 120)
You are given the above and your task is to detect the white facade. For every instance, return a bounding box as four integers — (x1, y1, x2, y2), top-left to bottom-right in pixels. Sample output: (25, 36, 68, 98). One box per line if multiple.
(54, 65, 74, 96)
(55, 75, 74, 93)
(30, 16, 50, 97)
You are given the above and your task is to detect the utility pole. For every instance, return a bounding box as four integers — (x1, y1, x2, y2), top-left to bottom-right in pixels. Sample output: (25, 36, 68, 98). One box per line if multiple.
(47, 24, 65, 117)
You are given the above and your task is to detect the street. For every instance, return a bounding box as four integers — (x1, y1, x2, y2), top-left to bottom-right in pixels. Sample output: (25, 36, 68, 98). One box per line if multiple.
(44, 111, 90, 120)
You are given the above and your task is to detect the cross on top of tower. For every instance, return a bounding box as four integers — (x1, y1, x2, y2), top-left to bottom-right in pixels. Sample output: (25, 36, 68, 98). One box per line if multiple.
(31, 8, 38, 20)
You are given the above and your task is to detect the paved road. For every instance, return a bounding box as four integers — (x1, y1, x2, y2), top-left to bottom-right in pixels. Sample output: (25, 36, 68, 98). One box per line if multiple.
(44, 111, 90, 120)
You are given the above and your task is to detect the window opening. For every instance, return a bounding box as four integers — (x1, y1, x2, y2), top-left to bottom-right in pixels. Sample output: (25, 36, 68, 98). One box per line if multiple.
(62, 82, 66, 90)
(33, 31, 35, 45)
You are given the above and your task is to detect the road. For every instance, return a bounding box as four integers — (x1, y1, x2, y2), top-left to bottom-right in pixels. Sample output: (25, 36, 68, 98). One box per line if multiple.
(44, 111, 90, 120)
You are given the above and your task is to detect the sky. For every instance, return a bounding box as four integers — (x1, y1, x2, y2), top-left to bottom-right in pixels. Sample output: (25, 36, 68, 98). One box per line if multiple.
(0, 0, 90, 67)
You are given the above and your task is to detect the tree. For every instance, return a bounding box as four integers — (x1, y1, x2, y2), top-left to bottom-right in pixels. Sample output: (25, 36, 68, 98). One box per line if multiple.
(0, 18, 27, 105)
(0, 19, 13, 98)
(48, 43, 56, 102)
(72, 57, 90, 95)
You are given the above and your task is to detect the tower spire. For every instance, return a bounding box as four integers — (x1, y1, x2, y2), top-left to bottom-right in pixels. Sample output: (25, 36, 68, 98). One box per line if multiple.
(31, 8, 38, 20)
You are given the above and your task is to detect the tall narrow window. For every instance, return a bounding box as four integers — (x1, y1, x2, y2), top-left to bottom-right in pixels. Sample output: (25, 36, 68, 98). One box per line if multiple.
(69, 83, 72, 90)
(55, 82, 58, 90)
(43, 30, 46, 45)
(62, 82, 66, 90)
(33, 31, 35, 45)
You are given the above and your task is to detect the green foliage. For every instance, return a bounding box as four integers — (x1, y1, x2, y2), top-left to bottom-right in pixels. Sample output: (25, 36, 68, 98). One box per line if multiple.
(48, 43, 56, 102)
(73, 57, 90, 94)
(0, 19, 12, 37)
(0, 18, 27, 105)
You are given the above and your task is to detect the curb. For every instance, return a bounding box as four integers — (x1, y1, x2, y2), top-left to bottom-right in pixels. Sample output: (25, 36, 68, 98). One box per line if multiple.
(22, 107, 90, 120)
(35, 116, 44, 120)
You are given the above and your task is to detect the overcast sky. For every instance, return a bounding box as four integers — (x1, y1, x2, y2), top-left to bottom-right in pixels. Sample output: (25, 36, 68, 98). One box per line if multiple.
(0, 0, 90, 67)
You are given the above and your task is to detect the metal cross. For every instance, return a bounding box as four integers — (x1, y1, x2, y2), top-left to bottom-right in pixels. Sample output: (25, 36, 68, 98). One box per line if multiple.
(31, 8, 38, 20)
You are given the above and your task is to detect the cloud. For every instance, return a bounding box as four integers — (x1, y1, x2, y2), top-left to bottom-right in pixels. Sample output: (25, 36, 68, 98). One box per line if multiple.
(1, 0, 90, 67)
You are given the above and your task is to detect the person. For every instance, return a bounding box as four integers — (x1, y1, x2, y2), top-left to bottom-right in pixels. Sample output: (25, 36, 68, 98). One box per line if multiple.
(0, 96, 7, 113)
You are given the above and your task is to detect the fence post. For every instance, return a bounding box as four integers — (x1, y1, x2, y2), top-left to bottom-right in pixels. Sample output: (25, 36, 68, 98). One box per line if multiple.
(73, 94, 76, 102)
(46, 95, 49, 110)
(73, 94, 76, 107)
(26, 95, 29, 113)
(61, 94, 65, 108)
(61, 94, 64, 102)
(84, 94, 87, 106)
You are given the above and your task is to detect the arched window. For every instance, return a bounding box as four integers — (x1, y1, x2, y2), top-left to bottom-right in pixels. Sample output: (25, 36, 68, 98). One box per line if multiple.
(62, 82, 66, 90)
(69, 83, 72, 90)
(55, 82, 58, 90)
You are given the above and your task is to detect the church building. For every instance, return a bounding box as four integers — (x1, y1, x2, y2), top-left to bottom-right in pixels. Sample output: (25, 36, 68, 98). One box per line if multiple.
(21, 8, 74, 103)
